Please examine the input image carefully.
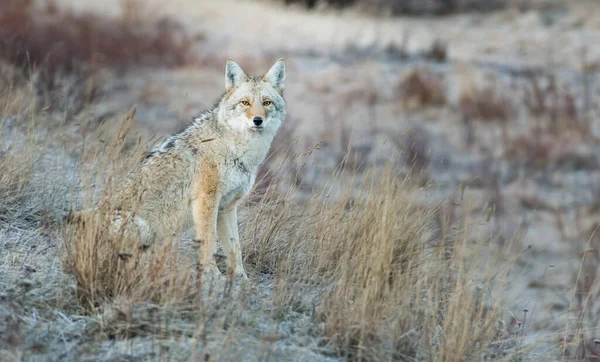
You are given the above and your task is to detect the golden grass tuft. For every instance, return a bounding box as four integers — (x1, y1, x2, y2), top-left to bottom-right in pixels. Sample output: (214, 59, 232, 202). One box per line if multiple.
(61, 111, 198, 310)
(0, 145, 41, 232)
(63, 210, 196, 309)
(240, 164, 516, 360)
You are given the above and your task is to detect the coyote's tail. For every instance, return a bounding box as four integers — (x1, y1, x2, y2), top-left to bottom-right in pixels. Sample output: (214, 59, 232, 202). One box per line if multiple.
(64, 207, 156, 248)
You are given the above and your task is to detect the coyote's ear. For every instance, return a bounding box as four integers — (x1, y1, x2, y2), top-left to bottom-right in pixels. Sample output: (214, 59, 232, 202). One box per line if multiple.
(225, 59, 247, 93)
(263, 58, 285, 93)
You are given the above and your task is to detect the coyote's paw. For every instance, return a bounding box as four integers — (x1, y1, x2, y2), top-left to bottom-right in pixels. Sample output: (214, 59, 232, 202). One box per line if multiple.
(234, 270, 249, 282)
(200, 263, 222, 283)
(226, 269, 249, 289)
(223, 270, 250, 292)
(226, 267, 248, 281)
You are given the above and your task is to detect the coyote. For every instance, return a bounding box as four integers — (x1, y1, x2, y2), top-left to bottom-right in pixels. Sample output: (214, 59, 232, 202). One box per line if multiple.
(79, 59, 286, 281)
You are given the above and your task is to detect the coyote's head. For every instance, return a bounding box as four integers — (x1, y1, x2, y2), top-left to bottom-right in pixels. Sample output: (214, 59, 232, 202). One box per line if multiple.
(218, 58, 286, 134)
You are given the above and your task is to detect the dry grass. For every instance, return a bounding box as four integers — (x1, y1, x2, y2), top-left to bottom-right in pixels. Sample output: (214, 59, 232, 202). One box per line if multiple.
(57, 128, 522, 360)
(0, 135, 39, 229)
(0, 0, 192, 73)
(459, 84, 514, 123)
(0, 73, 541, 362)
(0, 64, 590, 362)
(274, 170, 437, 360)
(3, 1, 598, 360)
(0, 117, 560, 357)
(61, 111, 198, 310)
(500, 70, 598, 172)
(64, 212, 197, 309)
(398, 68, 447, 110)
(0, 84, 523, 359)
(276, 0, 510, 15)
(0, 104, 66, 232)
(523, 71, 592, 137)
(240, 162, 528, 360)
(0, 0, 193, 116)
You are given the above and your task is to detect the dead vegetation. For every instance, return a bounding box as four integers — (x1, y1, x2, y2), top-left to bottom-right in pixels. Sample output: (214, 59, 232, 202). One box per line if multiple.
(398, 68, 447, 110)
(60, 112, 198, 310)
(499, 71, 599, 173)
(0, 89, 525, 360)
(1, 0, 600, 361)
(278, 0, 510, 15)
(0, 0, 193, 116)
(459, 84, 514, 123)
(0, 136, 39, 229)
(0, 0, 194, 229)
(57, 126, 522, 360)
(0, 76, 527, 361)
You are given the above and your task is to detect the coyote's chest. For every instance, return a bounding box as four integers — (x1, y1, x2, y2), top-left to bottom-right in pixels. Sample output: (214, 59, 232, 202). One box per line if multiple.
(219, 156, 257, 209)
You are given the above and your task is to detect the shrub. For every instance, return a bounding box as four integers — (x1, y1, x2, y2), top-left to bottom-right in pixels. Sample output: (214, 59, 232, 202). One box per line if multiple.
(276, 0, 509, 15)
(0, 0, 193, 115)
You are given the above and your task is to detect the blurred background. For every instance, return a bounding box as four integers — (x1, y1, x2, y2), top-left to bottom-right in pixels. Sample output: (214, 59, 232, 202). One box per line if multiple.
(2, 0, 600, 358)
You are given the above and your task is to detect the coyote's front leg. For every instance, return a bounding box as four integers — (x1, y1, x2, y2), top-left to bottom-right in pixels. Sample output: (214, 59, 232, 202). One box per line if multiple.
(217, 202, 248, 281)
(192, 166, 221, 280)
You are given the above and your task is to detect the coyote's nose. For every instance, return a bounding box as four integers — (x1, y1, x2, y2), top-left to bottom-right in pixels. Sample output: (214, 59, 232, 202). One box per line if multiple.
(253, 117, 263, 126)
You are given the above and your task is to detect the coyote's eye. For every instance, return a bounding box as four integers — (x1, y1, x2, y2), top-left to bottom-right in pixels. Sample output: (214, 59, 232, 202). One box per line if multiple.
(262, 101, 272, 106)
(241, 100, 250, 106)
